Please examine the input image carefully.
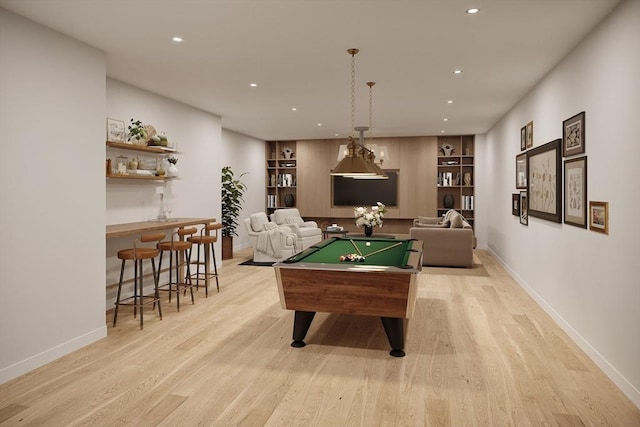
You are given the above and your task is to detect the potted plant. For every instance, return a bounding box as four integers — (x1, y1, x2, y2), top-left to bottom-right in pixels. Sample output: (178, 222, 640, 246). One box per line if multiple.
(221, 166, 247, 259)
(127, 119, 147, 144)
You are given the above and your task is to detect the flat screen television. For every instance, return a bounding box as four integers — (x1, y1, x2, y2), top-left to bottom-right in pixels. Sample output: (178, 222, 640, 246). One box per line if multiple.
(332, 170, 398, 207)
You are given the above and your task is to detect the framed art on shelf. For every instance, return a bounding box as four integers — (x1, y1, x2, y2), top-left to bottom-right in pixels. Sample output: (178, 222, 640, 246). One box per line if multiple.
(520, 191, 528, 226)
(512, 193, 520, 216)
(564, 156, 587, 228)
(527, 139, 562, 223)
(106, 118, 126, 143)
(516, 152, 527, 189)
(520, 126, 526, 151)
(563, 111, 585, 157)
(589, 201, 608, 234)
(526, 121, 533, 148)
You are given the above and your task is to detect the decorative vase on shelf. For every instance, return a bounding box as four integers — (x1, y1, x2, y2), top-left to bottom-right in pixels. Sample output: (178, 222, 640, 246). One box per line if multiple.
(364, 225, 373, 237)
(284, 193, 295, 207)
(443, 193, 455, 209)
(168, 163, 178, 177)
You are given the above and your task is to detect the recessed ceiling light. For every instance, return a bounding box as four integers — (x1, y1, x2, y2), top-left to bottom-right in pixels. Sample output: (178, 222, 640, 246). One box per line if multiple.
(443, 118, 449, 122)
(447, 100, 454, 104)
(466, 8, 480, 14)
(440, 130, 446, 133)
(335, 133, 339, 137)
(249, 83, 258, 87)
(317, 123, 322, 126)
(453, 69, 463, 75)
(172, 37, 183, 42)
(291, 107, 297, 111)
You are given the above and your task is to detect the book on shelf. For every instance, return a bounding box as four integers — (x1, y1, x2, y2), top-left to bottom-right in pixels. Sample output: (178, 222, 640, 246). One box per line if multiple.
(267, 194, 278, 208)
(461, 195, 474, 210)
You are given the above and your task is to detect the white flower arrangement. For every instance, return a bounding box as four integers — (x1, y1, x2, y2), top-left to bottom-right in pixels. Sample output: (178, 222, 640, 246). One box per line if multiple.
(354, 202, 387, 228)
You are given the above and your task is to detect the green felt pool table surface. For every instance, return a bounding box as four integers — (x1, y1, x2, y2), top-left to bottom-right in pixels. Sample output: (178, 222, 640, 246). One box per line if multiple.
(284, 237, 416, 267)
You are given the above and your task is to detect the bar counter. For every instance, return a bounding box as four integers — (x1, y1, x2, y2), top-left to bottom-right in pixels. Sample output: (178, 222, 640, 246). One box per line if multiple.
(106, 217, 217, 239)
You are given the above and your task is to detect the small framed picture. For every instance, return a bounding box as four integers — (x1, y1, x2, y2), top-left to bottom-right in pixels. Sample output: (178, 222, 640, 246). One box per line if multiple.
(520, 126, 527, 151)
(526, 121, 533, 148)
(516, 152, 527, 189)
(512, 193, 520, 216)
(564, 156, 587, 228)
(527, 139, 562, 223)
(106, 118, 126, 143)
(520, 191, 528, 226)
(589, 201, 608, 234)
(563, 111, 585, 157)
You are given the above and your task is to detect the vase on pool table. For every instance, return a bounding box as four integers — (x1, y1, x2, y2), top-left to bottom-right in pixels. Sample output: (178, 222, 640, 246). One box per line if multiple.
(364, 225, 373, 237)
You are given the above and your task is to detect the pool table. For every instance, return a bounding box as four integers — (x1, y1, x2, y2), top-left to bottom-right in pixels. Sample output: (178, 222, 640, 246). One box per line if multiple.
(273, 237, 423, 357)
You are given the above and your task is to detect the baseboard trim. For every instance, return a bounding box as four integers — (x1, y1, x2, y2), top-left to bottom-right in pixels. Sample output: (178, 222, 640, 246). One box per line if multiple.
(0, 325, 107, 385)
(487, 248, 640, 409)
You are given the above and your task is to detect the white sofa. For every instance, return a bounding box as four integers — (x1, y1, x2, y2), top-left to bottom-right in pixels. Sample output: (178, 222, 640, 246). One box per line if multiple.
(244, 212, 297, 263)
(270, 208, 323, 251)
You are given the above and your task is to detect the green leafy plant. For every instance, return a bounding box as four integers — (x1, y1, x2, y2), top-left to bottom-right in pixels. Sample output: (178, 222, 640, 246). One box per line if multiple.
(167, 156, 178, 165)
(221, 166, 248, 237)
(127, 119, 147, 142)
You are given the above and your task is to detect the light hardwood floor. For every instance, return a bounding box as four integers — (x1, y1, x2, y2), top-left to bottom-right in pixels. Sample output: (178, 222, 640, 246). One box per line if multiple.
(1, 249, 638, 426)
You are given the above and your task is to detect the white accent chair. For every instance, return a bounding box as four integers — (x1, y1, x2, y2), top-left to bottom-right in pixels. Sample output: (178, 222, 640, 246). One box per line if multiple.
(270, 208, 323, 251)
(244, 212, 297, 263)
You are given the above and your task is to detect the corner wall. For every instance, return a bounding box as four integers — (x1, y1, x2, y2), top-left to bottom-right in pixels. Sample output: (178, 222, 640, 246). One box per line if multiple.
(483, 0, 639, 406)
(0, 9, 107, 383)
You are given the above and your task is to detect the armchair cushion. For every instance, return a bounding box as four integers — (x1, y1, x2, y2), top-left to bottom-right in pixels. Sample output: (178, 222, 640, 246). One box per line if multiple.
(250, 212, 270, 232)
(284, 216, 304, 227)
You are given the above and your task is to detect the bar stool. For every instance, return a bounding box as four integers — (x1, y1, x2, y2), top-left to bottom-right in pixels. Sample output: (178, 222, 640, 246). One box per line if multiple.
(157, 227, 197, 311)
(113, 232, 165, 330)
(187, 222, 222, 296)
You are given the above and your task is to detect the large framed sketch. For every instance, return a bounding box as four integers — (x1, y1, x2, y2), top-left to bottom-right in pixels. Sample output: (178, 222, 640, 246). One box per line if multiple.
(516, 152, 527, 189)
(527, 139, 562, 223)
(564, 156, 587, 228)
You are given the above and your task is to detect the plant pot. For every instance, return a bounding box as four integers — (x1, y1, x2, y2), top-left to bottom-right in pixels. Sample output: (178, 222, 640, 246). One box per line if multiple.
(222, 236, 233, 260)
(364, 225, 373, 237)
(168, 164, 178, 177)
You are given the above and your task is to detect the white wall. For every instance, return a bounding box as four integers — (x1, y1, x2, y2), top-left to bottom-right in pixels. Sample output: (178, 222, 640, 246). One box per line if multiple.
(0, 9, 107, 383)
(482, 0, 640, 406)
(105, 79, 222, 308)
(220, 129, 266, 252)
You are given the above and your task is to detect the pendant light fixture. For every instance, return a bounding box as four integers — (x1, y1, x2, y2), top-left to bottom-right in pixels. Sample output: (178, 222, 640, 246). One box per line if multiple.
(354, 81, 388, 179)
(330, 48, 376, 177)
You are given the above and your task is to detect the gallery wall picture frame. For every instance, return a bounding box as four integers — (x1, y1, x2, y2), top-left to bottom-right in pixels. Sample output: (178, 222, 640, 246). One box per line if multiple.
(520, 126, 527, 151)
(526, 121, 534, 148)
(527, 139, 562, 223)
(516, 152, 527, 189)
(589, 201, 608, 234)
(106, 118, 126, 143)
(512, 193, 520, 216)
(564, 156, 587, 228)
(520, 191, 528, 225)
(562, 111, 585, 157)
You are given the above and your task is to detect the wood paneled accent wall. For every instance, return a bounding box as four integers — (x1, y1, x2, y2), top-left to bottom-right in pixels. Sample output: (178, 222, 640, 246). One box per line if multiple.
(296, 136, 438, 220)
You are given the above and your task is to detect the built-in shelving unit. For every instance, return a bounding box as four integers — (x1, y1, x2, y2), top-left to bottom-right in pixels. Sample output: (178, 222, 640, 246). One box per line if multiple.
(436, 135, 474, 225)
(265, 141, 297, 214)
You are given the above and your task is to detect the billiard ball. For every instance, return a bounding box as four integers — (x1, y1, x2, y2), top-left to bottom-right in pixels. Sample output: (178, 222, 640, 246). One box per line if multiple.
(365, 242, 371, 246)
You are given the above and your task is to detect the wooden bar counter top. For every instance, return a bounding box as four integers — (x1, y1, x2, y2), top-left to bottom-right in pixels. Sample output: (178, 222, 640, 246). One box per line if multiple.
(106, 217, 216, 239)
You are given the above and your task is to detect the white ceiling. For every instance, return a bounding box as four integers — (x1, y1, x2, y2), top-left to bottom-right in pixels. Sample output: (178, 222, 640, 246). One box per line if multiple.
(0, 0, 620, 141)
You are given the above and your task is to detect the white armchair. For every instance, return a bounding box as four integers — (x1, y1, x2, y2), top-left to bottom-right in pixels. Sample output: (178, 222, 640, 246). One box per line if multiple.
(270, 208, 322, 251)
(244, 212, 297, 263)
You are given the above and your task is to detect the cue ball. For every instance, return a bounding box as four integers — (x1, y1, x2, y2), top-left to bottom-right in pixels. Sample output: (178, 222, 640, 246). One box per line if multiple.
(366, 242, 371, 246)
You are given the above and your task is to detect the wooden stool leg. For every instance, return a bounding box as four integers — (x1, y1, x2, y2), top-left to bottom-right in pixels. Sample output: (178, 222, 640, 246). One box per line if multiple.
(211, 242, 219, 292)
(151, 257, 162, 320)
(137, 259, 144, 330)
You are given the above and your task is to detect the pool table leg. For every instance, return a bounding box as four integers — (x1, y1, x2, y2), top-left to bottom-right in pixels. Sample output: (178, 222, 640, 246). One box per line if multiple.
(380, 317, 406, 357)
(291, 310, 316, 348)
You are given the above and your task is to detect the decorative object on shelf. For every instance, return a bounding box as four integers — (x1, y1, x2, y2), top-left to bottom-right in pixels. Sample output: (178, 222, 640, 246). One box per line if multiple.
(115, 155, 128, 175)
(128, 157, 138, 170)
(564, 156, 587, 228)
(106, 118, 125, 143)
(562, 111, 585, 157)
(282, 146, 294, 159)
(221, 166, 248, 259)
(158, 132, 168, 147)
(588, 201, 608, 234)
(127, 119, 148, 145)
(464, 172, 472, 186)
(354, 202, 386, 234)
(443, 193, 454, 209)
(527, 139, 562, 223)
(167, 156, 178, 177)
(106, 158, 112, 175)
(440, 143, 455, 156)
(284, 193, 295, 207)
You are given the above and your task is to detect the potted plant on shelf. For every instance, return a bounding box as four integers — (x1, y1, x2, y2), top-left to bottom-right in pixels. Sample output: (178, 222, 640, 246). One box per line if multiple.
(127, 119, 148, 145)
(221, 166, 248, 259)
